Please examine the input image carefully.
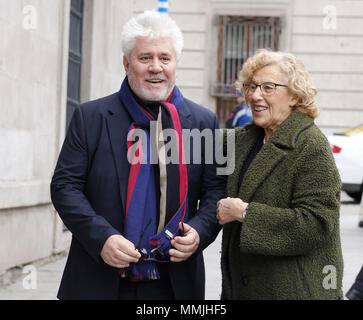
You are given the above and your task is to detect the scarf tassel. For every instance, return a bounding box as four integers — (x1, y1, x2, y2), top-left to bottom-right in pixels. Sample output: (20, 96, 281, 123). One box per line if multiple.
(128, 262, 160, 282)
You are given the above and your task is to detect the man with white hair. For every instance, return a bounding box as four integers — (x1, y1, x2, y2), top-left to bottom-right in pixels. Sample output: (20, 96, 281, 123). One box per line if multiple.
(51, 10, 225, 300)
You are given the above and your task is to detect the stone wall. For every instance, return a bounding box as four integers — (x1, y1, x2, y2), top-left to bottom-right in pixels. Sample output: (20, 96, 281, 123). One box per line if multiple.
(0, 0, 70, 273)
(0, 0, 131, 275)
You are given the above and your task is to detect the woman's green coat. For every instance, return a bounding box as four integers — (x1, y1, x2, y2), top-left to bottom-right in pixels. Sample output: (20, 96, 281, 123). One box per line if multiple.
(221, 111, 344, 300)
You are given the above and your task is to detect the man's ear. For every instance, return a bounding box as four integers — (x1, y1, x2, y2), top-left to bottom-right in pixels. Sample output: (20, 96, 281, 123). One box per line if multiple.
(123, 56, 129, 75)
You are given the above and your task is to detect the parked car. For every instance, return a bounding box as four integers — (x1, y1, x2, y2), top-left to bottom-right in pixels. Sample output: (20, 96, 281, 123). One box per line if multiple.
(327, 125, 363, 202)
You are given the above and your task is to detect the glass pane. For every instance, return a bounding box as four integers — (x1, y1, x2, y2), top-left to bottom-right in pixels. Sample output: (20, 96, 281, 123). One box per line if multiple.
(69, 14, 82, 55)
(71, 0, 83, 13)
(67, 58, 81, 101)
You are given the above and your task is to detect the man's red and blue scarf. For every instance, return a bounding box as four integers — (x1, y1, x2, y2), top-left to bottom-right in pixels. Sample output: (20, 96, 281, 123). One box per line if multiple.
(119, 78, 188, 281)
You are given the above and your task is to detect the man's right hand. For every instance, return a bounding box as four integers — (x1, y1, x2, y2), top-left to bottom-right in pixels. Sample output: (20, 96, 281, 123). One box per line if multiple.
(100, 234, 141, 268)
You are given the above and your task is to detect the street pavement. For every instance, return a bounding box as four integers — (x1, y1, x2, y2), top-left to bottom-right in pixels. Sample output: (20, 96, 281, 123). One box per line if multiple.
(0, 192, 362, 300)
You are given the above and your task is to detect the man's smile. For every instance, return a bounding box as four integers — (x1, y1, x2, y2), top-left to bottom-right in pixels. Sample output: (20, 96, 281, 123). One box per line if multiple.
(146, 78, 165, 83)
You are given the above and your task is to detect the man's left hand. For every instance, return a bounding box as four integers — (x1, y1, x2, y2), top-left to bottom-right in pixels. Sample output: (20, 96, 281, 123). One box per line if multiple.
(169, 223, 200, 262)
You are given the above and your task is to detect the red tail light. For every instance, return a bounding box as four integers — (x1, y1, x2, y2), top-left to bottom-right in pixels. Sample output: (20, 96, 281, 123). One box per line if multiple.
(331, 145, 342, 154)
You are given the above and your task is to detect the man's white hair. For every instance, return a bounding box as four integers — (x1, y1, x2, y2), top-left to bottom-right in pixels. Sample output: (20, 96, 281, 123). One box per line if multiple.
(121, 10, 184, 60)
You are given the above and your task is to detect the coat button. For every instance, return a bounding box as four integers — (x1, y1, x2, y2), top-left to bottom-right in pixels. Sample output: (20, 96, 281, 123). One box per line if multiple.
(242, 277, 248, 286)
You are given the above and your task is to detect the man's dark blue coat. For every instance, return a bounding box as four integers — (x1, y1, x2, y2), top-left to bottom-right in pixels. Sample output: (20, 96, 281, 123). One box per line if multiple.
(50, 89, 225, 300)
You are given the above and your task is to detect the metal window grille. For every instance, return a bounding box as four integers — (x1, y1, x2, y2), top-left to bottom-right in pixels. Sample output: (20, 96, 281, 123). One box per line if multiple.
(212, 16, 281, 124)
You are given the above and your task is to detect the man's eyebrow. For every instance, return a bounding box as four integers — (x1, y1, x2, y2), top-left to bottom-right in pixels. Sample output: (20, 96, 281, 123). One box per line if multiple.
(137, 52, 172, 56)
(137, 52, 151, 56)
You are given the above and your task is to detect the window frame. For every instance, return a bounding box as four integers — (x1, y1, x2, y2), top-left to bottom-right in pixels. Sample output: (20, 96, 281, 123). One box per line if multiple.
(212, 15, 282, 124)
(66, 0, 84, 130)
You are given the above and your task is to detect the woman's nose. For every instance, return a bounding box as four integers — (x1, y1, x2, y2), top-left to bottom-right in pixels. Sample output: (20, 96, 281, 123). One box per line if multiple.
(250, 86, 263, 101)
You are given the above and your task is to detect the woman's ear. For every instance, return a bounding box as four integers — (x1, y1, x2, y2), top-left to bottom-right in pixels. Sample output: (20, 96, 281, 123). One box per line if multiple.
(290, 94, 299, 107)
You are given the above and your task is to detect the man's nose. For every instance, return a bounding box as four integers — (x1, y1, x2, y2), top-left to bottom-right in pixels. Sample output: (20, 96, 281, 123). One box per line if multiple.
(149, 58, 163, 73)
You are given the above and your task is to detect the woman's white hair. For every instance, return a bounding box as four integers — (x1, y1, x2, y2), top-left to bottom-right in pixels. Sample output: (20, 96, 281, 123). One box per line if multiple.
(121, 10, 184, 60)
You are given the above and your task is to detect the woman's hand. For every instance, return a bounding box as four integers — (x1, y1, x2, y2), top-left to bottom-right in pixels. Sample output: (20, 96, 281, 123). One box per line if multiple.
(216, 197, 248, 225)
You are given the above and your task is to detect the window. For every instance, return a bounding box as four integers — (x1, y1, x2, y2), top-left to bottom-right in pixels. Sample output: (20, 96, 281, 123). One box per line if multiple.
(63, 0, 84, 232)
(66, 0, 84, 129)
(212, 16, 281, 124)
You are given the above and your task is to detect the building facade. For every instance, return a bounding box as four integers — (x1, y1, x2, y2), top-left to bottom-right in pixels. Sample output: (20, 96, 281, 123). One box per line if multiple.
(1, 0, 362, 279)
